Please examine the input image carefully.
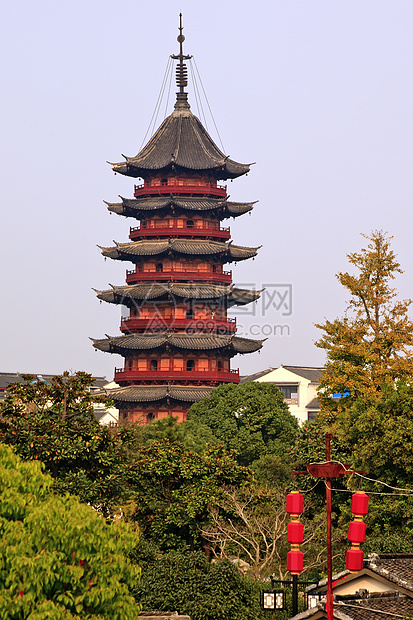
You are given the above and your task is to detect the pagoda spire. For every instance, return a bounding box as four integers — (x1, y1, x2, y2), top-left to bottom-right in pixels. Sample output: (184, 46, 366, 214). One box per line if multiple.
(171, 13, 192, 110)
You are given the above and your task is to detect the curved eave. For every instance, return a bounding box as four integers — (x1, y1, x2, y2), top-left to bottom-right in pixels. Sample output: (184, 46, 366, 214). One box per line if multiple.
(105, 198, 257, 219)
(91, 334, 265, 355)
(99, 239, 259, 262)
(93, 283, 263, 306)
(111, 161, 250, 181)
(227, 202, 255, 216)
(106, 384, 213, 404)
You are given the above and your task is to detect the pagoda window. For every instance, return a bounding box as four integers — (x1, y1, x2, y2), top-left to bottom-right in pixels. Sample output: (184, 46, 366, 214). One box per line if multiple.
(127, 359, 133, 371)
(161, 178, 168, 186)
(141, 220, 148, 229)
(186, 219, 195, 229)
(212, 264, 217, 273)
(186, 359, 195, 372)
(147, 412, 155, 423)
(217, 361, 223, 372)
(156, 263, 163, 272)
(150, 360, 158, 372)
(186, 306, 195, 319)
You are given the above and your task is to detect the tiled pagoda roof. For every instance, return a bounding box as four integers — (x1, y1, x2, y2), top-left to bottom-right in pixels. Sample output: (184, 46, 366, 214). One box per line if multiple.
(91, 333, 264, 355)
(109, 108, 251, 180)
(105, 196, 255, 219)
(99, 238, 259, 262)
(94, 282, 262, 307)
(106, 384, 212, 404)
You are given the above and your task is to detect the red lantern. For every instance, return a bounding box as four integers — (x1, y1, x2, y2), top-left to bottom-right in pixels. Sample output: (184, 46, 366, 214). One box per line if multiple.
(346, 548, 364, 572)
(287, 521, 304, 544)
(351, 492, 369, 516)
(348, 520, 366, 544)
(287, 549, 303, 574)
(286, 492, 303, 515)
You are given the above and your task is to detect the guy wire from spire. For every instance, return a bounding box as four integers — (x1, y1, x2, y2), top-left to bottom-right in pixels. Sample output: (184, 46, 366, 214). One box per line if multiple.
(164, 56, 174, 118)
(140, 55, 173, 149)
(192, 55, 226, 154)
(189, 57, 208, 129)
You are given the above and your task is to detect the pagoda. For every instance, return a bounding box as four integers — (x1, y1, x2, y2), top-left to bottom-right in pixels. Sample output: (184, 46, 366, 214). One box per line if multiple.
(92, 18, 264, 424)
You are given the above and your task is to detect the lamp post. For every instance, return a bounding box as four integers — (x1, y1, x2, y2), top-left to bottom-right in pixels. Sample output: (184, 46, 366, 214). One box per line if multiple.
(262, 576, 320, 615)
(292, 433, 365, 620)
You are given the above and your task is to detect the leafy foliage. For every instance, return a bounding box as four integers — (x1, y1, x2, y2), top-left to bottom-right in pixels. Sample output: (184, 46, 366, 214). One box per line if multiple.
(187, 382, 299, 467)
(122, 439, 252, 551)
(1, 372, 109, 419)
(328, 381, 413, 546)
(0, 443, 140, 619)
(132, 543, 267, 620)
(117, 415, 219, 457)
(0, 373, 125, 512)
(316, 231, 413, 411)
(333, 381, 413, 486)
(313, 232, 413, 558)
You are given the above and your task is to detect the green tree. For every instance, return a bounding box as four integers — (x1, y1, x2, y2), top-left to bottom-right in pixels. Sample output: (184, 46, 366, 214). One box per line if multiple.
(132, 544, 269, 620)
(123, 439, 251, 551)
(0, 443, 140, 619)
(316, 231, 413, 412)
(1, 372, 108, 420)
(0, 373, 124, 512)
(118, 415, 219, 457)
(187, 383, 299, 468)
(333, 381, 413, 487)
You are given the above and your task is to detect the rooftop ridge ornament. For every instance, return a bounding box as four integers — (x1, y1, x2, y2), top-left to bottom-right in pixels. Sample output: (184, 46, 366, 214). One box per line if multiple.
(171, 13, 192, 110)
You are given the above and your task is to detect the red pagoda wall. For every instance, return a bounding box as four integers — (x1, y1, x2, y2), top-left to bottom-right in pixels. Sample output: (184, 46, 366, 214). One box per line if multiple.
(114, 173, 241, 421)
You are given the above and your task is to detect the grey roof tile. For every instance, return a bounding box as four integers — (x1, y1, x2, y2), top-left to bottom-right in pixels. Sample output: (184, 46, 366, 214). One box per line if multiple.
(99, 238, 259, 262)
(91, 333, 264, 355)
(105, 196, 255, 219)
(282, 366, 325, 382)
(106, 384, 213, 404)
(110, 109, 251, 180)
(94, 282, 262, 307)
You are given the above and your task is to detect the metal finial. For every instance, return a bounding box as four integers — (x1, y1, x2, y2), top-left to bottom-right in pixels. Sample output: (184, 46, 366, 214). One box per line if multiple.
(177, 13, 185, 50)
(171, 13, 192, 109)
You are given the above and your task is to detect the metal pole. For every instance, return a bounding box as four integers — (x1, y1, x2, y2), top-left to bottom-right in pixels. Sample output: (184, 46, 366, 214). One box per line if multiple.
(292, 574, 298, 616)
(326, 433, 333, 620)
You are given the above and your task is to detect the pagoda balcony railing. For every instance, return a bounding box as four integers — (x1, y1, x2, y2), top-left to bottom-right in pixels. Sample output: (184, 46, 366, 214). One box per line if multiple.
(134, 182, 227, 198)
(114, 367, 240, 383)
(129, 223, 231, 240)
(120, 316, 237, 334)
(125, 268, 232, 285)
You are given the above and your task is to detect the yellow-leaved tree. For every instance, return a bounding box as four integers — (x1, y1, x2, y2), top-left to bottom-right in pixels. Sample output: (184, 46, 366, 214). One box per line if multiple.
(316, 230, 413, 414)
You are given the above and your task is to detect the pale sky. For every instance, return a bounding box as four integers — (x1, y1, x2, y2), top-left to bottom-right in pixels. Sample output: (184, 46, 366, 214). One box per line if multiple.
(1, 1, 413, 379)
